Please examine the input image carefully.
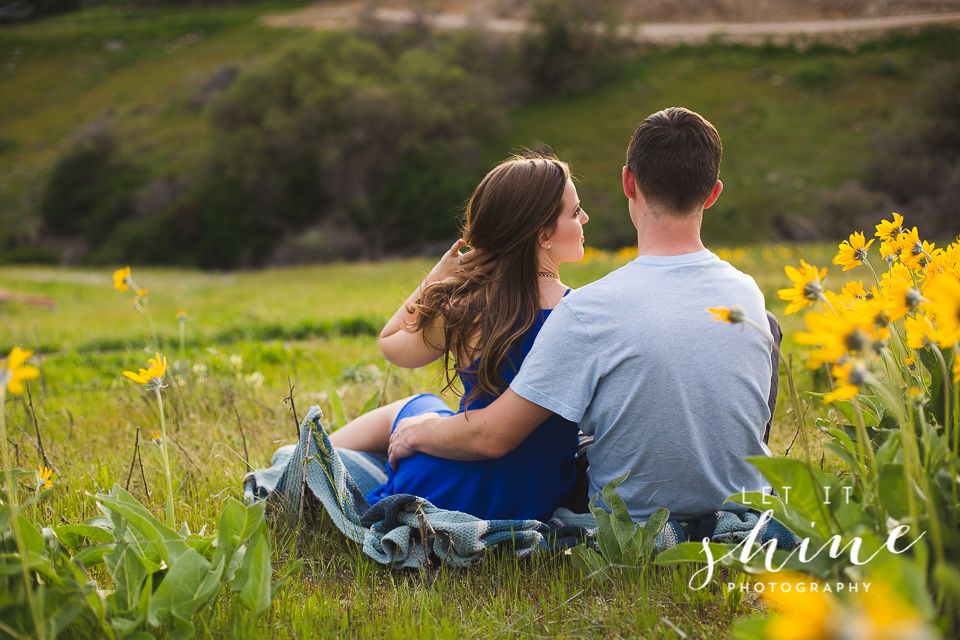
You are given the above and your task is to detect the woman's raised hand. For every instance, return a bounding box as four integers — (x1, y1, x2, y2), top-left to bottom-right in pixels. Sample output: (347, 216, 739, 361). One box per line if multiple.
(427, 239, 495, 282)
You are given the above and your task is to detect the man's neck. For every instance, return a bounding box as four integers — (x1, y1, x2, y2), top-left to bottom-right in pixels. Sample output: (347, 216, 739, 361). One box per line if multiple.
(635, 210, 706, 257)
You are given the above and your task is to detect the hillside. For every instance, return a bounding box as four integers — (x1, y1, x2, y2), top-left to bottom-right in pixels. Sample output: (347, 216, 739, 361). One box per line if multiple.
(1, 2, 958, 264)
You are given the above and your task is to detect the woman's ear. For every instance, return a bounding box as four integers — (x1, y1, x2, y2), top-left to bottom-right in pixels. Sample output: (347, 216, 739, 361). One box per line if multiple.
(538, 229, 553, 250)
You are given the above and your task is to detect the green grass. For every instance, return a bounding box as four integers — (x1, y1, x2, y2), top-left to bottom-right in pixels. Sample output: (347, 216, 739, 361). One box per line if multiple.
(0, 245, 844, 638)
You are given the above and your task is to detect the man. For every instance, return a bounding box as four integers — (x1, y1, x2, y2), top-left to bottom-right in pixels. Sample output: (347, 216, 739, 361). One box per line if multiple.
(388, 107, 775, 521)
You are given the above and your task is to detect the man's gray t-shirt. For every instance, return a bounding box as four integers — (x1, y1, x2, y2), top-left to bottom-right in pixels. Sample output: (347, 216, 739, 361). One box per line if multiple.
(510, 250, 772, 520)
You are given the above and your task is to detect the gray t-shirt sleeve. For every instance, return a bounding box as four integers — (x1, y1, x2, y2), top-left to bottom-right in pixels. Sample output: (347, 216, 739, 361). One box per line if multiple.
(510, 301, 599, 424)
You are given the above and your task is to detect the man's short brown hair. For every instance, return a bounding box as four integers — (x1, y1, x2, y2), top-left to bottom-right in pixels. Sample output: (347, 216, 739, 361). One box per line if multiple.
(626, 107, 722, 216)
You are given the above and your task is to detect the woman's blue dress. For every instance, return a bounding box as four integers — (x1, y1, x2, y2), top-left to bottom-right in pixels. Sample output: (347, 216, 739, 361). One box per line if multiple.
(365, 302, 579, 521)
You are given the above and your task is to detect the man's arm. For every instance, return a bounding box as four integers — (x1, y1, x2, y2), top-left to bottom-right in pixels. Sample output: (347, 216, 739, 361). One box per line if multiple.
(387, 388, 552, 468)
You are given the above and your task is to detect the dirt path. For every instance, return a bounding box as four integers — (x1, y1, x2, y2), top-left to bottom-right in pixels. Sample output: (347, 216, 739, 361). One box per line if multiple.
(263, 2, 960, 45)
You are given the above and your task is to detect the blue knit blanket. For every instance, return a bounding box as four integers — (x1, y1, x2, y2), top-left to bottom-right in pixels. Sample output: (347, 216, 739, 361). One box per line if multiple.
(244, 406, 799, 569)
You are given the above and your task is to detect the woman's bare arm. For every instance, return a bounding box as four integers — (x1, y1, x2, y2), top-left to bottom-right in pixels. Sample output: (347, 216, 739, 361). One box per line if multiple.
(379, 239, 494, 368)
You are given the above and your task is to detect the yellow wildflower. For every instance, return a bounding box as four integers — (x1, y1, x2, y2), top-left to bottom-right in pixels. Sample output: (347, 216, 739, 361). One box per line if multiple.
(943, 242, 960, 274)
(707, 306, 746, 324)
(36, 465, 52, 490)
(759, 572, 832, 640)
(1, 346, 40, 395)
(874, 212, 904, 242)
(151, 430, 163, 445)
(880, 238, 902, 263)
(833, 231, 874, 271)
(858, 579, 935, 640)
(879, 262, 912, 292)
(137, 288, 148, 297)
(796, 310, 868, 368)
(884, 278, 923, 322)
(925, 276, 960, 347)
(177, 310, 188, 322)
(122, 353, 167, 387)
(778, 260, 827, 315)
(903, 354, 916, 371)
(850, 295, 892, 342)
(839, 280, 874, 306)
(113, 267, 132, 292)
(907, 387, 926, 406)
(824, 359, 868, 403)
(904, 314, 938, 350)
(897, 228, 931, 271)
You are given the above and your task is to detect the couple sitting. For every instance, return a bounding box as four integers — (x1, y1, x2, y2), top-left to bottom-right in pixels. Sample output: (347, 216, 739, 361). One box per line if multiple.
(328, 107, 778, 524)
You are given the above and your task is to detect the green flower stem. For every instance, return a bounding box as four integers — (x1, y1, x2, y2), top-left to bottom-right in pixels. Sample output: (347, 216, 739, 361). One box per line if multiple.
(145, 307, 160, 353)
(877, 372, 946, 565)
(179, 322, 186, 363)
(129, 277, 160, 351)
(155, 386, 175, 527)
(0, 390, 44, 640)
(954, 346, 959, 455)
(864, 256, 881, 287)
(908, 406, 946, 565)
(851, 397, 875, 471)
(931, 344, 952, 451)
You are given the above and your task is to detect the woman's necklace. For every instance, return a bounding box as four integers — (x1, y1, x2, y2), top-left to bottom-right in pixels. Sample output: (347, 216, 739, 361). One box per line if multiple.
(537, 272, 560, 279)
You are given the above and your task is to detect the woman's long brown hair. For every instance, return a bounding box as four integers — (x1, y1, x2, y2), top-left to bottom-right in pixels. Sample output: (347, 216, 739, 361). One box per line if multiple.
(408, 153, 571, 409)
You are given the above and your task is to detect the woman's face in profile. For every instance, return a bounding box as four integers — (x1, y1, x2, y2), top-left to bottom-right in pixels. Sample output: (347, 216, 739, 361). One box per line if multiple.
(543, 179, 588, 265)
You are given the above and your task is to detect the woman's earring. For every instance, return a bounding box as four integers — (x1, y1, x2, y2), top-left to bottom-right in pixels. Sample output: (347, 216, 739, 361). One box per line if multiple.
(546, 244, 551, 250)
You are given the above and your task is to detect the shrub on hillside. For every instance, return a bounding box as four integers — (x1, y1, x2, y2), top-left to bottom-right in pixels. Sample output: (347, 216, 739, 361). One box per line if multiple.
(40, 119, 148, 251)
(178, 32, 504, 267)
(521, 0, 632, 95)
(862, 62, 960, 238)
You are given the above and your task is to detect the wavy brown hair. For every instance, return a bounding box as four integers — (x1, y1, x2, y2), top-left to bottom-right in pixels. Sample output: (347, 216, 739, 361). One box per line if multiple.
(409, 153, 571, 408)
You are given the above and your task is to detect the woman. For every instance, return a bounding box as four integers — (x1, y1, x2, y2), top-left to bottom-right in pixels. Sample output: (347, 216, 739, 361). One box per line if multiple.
(329, 154, 588, 521)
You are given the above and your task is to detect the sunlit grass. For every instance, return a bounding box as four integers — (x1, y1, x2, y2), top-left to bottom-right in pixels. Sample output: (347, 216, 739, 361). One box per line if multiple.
(0, 249, 835, 637)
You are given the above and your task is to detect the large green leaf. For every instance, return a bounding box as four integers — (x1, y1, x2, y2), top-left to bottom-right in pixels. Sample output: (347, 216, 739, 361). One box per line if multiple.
(328, 390, 346, 429)
(639, 508, 670, 557)
(746, 456, 835, 540)
(919, 346, 954, 426)
(878, 463, 910, 520)
(570, 545, 610, 582)
(75, 544, 112, 568)
(234, 529, 272, 617)
(147, 548, 223, 632)
(588, 499, 618, 565)
(726, 492, 818, 542)
(54, 524, 114, 551)
(601, 473, 638, 561)
(96, 485, 190, 565)
(105, 534, 150, 616)
(360, 390, 381, 416)
(655, 541, 733, 566)
(17, 515, 46, 555)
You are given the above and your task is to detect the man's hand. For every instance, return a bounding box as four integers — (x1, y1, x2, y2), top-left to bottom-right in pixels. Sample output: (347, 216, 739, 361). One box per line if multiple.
(388, 412, 441, 470)
(386, 389, 553, 469)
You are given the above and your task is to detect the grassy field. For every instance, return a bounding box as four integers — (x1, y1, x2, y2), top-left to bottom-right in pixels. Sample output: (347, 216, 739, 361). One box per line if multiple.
(1, 5, 958, 252)
(0, 243, 841, 638)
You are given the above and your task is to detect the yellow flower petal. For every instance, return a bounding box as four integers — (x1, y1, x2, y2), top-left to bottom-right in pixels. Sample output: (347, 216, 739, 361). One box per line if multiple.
(824, 383, 859, 403)
(2, 347, 39, 395)
(113, 266, 131, 292)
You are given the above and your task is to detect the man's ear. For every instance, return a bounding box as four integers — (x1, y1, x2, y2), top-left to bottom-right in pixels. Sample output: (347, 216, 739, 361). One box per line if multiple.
(702, 180, 723, 210)
(622, 166, 637, 200)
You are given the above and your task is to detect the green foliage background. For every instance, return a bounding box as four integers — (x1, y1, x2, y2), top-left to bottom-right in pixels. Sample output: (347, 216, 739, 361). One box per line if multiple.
(1, 4, 958, 267)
